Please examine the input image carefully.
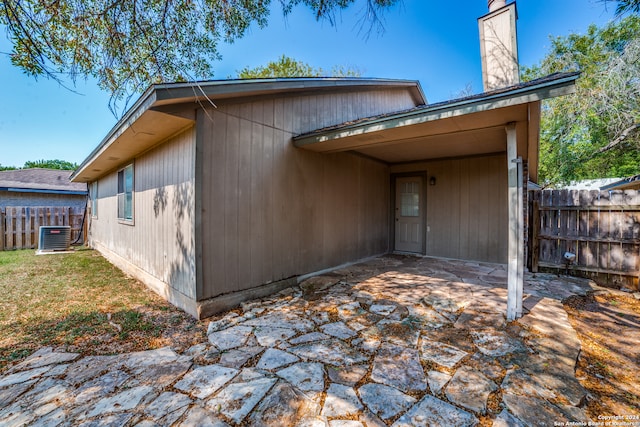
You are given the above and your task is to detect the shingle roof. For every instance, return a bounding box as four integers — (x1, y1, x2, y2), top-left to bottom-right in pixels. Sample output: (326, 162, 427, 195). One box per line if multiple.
(0, 169, 87, 193)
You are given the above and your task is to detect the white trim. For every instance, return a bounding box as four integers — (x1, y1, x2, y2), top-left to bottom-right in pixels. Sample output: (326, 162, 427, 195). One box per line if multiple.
(506, 123, 524, 321)
(117, 163, 135, 223)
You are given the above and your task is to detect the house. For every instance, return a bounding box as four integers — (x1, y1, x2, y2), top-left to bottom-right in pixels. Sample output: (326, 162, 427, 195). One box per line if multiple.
(71, 1, 578, 319)
(0, 168, 87, 209)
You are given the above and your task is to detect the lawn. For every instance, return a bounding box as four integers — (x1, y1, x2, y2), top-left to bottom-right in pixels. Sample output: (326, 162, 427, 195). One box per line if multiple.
(0, 247, 206, 371)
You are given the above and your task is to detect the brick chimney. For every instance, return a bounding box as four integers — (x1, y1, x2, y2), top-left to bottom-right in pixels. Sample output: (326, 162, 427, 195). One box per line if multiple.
(479, 0, 519, 91)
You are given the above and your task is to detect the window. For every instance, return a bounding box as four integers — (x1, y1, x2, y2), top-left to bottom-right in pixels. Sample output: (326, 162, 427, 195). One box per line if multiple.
(400, 181, 420, 217)
(117, 164, 134, 221)
(91, 181, 98, 217)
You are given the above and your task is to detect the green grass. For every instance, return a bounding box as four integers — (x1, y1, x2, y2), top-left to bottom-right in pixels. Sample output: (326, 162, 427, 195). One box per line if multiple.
(0, 247, 204, 371)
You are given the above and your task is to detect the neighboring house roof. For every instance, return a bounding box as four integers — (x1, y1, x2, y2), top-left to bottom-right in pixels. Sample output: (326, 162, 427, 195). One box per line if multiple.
(71, 78, 426, 182)
(528, 181, 542, 190)
(600, 174, 640, 191)
(0, 169, 87, 195)
(554, 178, 623, 191)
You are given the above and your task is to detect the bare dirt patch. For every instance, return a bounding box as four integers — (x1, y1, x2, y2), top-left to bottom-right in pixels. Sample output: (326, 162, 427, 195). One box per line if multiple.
(564, 291, 640, 418)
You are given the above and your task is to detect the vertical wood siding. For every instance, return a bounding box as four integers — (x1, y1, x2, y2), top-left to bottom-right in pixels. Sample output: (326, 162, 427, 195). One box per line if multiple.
(197, 89, 411, 299)
(391, 154, 508, 263)
(90, 127, 196, 299)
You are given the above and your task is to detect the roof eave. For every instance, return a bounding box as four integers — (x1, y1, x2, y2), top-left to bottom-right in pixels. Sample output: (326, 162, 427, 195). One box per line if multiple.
(71, 78, 427, 182)
(1, 187, 88, 195)
(293, 73, 579, 148)
(70, 87, 159, 181)
(600, 174, 640, 191)
(153, 78, 426, 106)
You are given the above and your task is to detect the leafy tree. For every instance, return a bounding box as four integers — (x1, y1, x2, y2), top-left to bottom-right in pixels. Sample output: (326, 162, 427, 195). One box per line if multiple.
(236, 55, 362, 79)
(603, 0, 640, 15)
(23, 159, 78, 170)
(0, 164, 17, 171)
(0, 0, 396, 113)
(522, 16, 640, 185)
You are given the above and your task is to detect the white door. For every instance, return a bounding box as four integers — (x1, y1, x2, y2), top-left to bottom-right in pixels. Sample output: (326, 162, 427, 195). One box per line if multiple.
(395, 176, 424, 253)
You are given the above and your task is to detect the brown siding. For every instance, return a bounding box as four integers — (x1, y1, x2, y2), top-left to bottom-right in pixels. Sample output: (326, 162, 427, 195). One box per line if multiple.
(196, 89, 409, 300)
(391, 154, 508, 263)
(90, 127, 196, 300)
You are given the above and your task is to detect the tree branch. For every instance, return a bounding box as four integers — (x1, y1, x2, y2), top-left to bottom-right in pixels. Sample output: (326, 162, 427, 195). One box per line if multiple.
(596, 122, 640, 154)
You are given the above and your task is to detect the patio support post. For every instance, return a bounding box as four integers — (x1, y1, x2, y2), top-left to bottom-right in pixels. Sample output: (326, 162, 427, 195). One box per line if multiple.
(506, 122, 524, 321)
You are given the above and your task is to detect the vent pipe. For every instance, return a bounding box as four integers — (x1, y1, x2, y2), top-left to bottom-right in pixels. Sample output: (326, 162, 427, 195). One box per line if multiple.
(479, 1, 519, 91)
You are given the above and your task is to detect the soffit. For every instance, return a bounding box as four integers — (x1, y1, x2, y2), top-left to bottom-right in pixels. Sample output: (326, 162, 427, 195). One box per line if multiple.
(73, 110, 193, 182)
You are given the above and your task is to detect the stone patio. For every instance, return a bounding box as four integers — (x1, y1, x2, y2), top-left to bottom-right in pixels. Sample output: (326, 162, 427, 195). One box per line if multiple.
(0, 255, 597, 426)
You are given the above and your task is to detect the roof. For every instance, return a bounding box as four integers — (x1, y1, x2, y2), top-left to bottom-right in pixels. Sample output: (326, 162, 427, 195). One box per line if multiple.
(71, 78, 426, 182)
(600, 174, 640, 191)
(553, 178, 623, 191)
(293, 72, 579, 165)
(0, 169, 87, 194)
(295, 72, 579, 144)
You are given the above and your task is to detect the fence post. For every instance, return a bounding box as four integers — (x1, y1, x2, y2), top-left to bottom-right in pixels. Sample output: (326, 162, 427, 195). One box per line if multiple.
(531, 199, 540, 273)
(83, 208, 88, 246)
(0, 207, 4, 251)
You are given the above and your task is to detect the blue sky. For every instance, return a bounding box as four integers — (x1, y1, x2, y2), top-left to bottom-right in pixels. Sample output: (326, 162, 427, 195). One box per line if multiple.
(0, 0, 616, 168)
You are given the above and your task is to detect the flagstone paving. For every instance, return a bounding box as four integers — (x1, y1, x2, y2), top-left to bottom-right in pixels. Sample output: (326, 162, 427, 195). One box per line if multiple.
(0, 255, 598, 426)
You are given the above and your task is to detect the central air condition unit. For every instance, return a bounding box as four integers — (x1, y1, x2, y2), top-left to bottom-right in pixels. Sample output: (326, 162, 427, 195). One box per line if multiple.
(38, 226, 72, 252)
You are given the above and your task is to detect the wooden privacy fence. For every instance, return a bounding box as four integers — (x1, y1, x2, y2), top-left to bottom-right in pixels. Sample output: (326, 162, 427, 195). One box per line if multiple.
(0, 207, 86, 251)
(528, 189, 640, 289)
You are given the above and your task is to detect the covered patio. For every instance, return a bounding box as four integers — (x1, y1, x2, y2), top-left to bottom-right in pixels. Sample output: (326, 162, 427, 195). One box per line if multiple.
(296, 72, 579, 321)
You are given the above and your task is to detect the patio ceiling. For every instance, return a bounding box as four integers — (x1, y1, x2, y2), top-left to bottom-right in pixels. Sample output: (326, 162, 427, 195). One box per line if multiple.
(293, 72, 579, 164)
(309, 105, 528, 164)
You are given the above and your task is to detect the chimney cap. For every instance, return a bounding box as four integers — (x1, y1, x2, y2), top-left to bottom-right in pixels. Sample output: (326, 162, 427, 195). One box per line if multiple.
(488, 0, 507, 11)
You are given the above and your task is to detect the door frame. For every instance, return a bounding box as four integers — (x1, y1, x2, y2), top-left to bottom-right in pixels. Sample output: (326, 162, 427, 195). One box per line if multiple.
(390, 172, 428, 255)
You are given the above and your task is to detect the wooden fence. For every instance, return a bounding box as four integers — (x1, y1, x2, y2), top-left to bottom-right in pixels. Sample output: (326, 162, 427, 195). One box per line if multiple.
(528, 189, 640, 289)
(0, 207, 86, 251)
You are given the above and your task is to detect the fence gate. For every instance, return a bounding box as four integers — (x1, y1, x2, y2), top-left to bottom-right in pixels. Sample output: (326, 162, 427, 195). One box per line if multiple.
(529, 189, 640, 289)
(0, 206, 86, 251)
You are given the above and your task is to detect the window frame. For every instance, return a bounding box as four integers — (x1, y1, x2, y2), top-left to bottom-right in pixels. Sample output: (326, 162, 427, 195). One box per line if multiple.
(117, 163, 134, 224)
(90, 181, 98, 218)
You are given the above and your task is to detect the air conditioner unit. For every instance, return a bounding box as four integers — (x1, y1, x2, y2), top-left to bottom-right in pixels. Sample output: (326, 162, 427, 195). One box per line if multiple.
(38, 226, 71, 252)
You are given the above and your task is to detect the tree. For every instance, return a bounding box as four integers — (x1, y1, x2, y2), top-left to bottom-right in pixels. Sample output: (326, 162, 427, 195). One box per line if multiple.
(603, 0, 640, 15)
(235, 55, 362, 79)
(522, 16, 640, 185)
(23, 159, 78, 170)
(1, 0, 396, 113)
